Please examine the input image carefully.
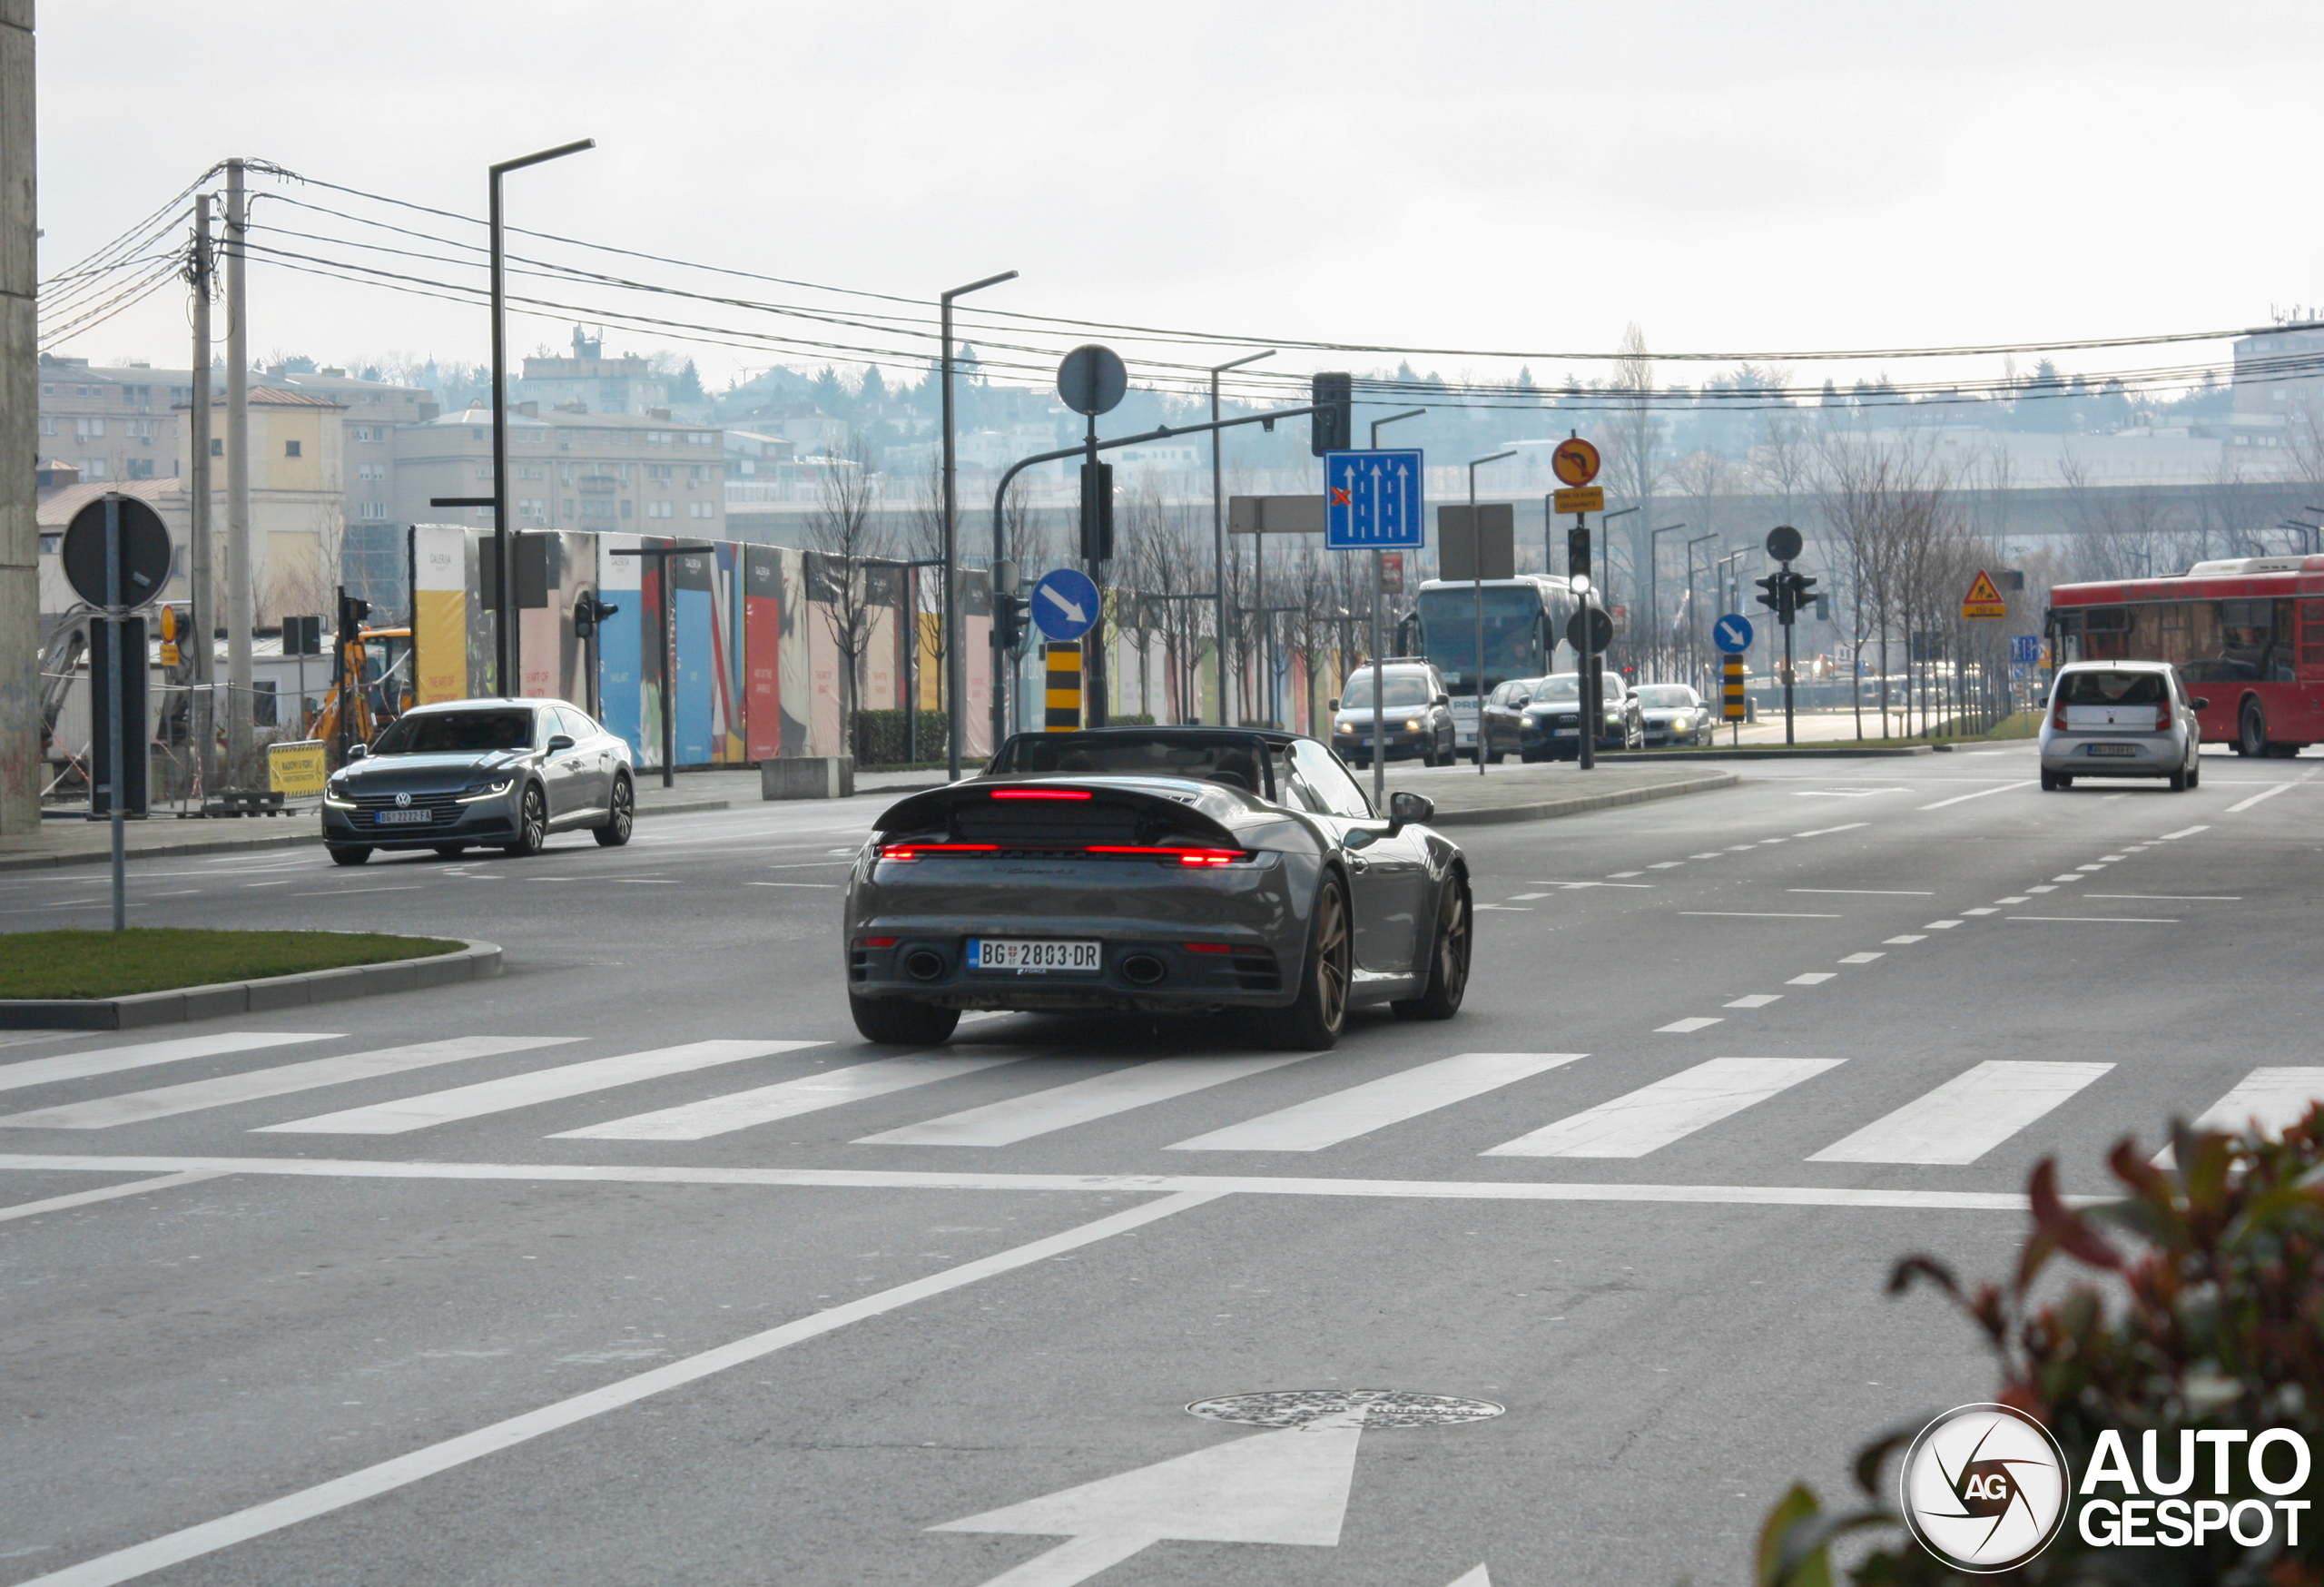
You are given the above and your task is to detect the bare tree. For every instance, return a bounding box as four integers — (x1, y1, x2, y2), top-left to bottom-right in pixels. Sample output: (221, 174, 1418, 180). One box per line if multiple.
(806, 437, 891, 756)
(1602, 322, 1666, 650)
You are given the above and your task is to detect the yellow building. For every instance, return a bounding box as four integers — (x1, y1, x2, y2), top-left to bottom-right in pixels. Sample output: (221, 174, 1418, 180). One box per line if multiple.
(173, 386, 349, 626)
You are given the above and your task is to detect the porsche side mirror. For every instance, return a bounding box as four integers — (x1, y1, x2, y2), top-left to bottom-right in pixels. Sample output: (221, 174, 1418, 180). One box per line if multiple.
(547, 734, 576, 754)
(346, 743, 368, 762)
(2191, 696, 2211, 710)
(1386, 790, 1434, 833)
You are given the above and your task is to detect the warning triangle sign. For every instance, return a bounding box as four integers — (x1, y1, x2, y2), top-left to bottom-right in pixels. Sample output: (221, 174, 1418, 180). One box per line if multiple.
(1961, 569, 2006, 619)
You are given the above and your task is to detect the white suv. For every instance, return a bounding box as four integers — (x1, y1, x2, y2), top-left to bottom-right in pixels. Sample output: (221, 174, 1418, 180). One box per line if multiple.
(2038, 661, 2207, 792)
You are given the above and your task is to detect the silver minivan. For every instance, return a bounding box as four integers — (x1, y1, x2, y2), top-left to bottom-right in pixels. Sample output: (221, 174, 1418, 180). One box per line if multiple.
(2038, 661, 2207, 792)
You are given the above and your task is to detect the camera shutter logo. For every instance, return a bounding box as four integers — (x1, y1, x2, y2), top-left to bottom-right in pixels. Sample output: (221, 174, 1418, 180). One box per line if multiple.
(395, 792, 412, 808)
(1899, 1404, 2071, 1572)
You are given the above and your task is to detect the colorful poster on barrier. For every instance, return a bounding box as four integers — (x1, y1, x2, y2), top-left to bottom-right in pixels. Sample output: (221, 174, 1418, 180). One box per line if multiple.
(743, 546, 783, 764)
(410, 525, 478, 705)
(597, 535, 644, 754)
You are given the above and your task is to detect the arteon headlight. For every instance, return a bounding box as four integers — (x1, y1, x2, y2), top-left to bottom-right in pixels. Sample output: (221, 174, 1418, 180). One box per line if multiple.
(323, 781, 355, 809)
(456, 778, 515, 804)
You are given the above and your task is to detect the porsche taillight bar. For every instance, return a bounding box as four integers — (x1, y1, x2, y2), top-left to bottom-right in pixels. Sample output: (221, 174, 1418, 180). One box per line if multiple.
(877, 842, 1248, 865)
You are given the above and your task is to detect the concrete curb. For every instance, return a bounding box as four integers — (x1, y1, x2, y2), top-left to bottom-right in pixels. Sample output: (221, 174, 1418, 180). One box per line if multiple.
(1428, 770, 1740, 828)
(0, 939, 502, 1031)
(1600, 745, 1936, 761)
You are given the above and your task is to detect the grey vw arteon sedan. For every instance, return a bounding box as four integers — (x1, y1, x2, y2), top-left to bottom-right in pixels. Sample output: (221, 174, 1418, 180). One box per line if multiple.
(844, 727, 1472, 1050)
(322, 697, 635, 864)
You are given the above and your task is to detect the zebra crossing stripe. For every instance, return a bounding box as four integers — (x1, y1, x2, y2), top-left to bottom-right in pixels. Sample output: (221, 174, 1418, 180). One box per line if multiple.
(0, 1038, 581, 1131)
(853, 1055, 1316, 1147)
(1482, 1058, 1841, 1158)
(255, 1040, 823, 1135)
(552, 1054, 1015, 1141)
(2153, 1068, 2324, 1168)
(0, 1033, 337, 1097)
(1809, 1060, 2112, 1165)
(1165, 1052, 1585, 1153)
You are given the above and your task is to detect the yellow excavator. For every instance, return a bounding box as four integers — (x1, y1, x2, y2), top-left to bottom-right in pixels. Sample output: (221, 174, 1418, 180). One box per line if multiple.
(302, 593, 413, 767)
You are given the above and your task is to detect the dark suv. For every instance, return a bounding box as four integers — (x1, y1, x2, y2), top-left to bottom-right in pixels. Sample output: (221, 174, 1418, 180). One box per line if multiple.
(1329, 660, 1457, 767)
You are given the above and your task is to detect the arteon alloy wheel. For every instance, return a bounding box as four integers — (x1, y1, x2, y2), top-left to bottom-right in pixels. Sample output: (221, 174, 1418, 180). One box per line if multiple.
(502, 784, 548, 857)
(593, 773, 634, 846)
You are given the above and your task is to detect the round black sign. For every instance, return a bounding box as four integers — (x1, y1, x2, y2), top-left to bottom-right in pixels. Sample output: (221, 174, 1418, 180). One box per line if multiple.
(1056, 344, 1128, 417)
(63, 495, 173, 609)
(1566, 606, 1615, 655)
(1765, 524, 1804, 563)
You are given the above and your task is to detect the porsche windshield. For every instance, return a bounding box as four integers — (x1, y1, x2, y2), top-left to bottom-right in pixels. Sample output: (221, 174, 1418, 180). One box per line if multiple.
(992, 732, 1273, 794)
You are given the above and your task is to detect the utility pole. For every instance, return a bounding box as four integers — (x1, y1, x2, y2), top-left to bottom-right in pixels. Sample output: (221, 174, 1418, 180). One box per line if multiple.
(188, 197, 215, 800)
(940, 268, 1015, 778)
(224, 159, 252, 786)
(1208, 350, 1272, 727)
(0, 0, 35, 834)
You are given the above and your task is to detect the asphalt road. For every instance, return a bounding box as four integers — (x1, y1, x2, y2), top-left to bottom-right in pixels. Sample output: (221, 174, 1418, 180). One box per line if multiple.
(1, 742, 2316, 1587)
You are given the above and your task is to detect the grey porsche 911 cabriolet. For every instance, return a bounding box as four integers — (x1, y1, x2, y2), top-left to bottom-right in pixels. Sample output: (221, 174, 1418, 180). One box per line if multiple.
(843, 727, 1472, 1050)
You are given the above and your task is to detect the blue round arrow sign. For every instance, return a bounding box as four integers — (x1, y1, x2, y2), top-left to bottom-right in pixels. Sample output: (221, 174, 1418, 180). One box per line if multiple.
(1031, 567, 1099, 642)
(1712, 613, 1755, 654)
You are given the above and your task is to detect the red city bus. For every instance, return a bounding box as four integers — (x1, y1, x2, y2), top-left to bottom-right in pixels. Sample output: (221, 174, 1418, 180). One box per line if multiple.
(2047, 556, 2324, 758)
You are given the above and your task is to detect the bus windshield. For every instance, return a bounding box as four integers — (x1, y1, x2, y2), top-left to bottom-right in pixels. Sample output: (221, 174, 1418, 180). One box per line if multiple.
(1416, 586, 1543, 692)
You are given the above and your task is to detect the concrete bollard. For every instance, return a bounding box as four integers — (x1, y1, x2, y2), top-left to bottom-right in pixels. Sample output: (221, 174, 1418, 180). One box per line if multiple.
(760, 756, 855, 801)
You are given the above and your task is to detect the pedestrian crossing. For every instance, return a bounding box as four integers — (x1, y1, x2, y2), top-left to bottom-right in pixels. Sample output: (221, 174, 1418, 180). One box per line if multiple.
(0, 1030, 2315, 1176)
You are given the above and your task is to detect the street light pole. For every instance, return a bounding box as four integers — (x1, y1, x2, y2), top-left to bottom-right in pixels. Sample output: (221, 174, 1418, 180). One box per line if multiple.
(1209, 350, 1274, 728)
(1684, 532, 1716, 694)
(488, 138, 594, 699)
(1467, 450, 1516, 776)
(1366, 408, 1426, 810)
(1646, 522, 1687, 681)
(939, 269, 1017, 780)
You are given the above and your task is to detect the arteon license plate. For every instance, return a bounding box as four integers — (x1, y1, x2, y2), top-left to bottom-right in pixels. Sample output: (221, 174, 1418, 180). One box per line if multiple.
(968, 939, 1101, 973)
(374, 809, 432, 824)
(2087, 744, 2138, 757)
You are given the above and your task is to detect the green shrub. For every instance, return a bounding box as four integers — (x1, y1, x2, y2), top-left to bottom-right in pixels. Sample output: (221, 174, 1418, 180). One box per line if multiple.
(1759, 1109, 2324, 1586)
(852, 710, 949, 764)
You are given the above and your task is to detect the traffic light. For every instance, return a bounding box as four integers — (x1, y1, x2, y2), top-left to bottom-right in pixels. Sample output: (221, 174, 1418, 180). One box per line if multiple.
(1787, 571, 1818, 617)
(1567, 525, 1591, 582)
(1755, 573, 1785, 618)
(1078, 462, 1115, 562)
(1310, 372, 1352, 456)
(335, 590, 371, 648)
(573, 591, 620, 638)
(997, 592, 1028, 652)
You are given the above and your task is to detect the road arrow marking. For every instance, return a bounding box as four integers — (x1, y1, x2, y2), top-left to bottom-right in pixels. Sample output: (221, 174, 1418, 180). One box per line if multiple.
(1444, 1569, 1492, 1587)
(935, 1410, 1364, 1585)
(1040, 585, 1088, 625)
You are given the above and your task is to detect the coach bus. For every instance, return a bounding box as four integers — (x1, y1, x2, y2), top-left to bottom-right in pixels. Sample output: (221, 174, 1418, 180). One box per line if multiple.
(2047, 554, 2324, 757)
(1397, 575, 1580, 752)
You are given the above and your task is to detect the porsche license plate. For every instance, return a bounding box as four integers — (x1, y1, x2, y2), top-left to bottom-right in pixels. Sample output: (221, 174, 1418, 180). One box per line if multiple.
(374, 809, 432, 824)
(2087, 744, 2137, 757)
(969, 939, 1100, 973)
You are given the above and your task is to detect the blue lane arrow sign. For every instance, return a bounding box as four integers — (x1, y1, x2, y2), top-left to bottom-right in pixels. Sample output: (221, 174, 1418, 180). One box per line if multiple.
(1712, 613, 1754, 654)
(1032, 567, 1100, 642)
(1325, 450, 1424, 549)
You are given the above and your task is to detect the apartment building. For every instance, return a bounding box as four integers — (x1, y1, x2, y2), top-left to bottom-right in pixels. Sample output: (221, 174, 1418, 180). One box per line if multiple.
(35, 354, 197, 482)
(390, 399, 725, 546)
(511, 329, 670, 417)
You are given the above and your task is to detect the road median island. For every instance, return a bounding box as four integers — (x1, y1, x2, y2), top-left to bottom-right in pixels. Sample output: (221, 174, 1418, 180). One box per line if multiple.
(1394, 764, 1741, 827)
(0, 929, 497, 1030)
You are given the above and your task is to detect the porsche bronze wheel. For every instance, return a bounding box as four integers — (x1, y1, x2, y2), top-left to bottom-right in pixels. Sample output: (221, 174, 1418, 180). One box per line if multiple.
(1393, 869, 1471, 1021)
(1264, 873, 1352, 1050)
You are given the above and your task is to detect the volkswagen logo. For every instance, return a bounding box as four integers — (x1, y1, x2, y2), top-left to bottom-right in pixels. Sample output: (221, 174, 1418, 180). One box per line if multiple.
(394, 792, 412, 808)
(1899, 1404, 2071, 1572)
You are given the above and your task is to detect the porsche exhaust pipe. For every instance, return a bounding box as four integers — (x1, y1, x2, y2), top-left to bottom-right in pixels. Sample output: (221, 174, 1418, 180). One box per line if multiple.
(1120, 953, 1167, 986)
(902, 949, 947, 982)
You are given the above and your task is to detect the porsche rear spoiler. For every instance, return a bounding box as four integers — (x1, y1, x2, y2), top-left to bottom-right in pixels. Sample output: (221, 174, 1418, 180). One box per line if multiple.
(871, 779, 1244, 853)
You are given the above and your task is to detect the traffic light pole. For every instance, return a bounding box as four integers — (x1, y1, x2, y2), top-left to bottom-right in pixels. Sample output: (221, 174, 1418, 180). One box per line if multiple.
(1781, 557, 1797, 747)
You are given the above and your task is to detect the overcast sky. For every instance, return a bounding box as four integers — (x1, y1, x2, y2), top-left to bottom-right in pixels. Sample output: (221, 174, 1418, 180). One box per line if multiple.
(34, 0, 2324, 399)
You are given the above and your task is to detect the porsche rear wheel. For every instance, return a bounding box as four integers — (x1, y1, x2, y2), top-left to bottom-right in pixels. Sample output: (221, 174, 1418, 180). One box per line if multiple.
(1262, 874, 1352, 1050)
(1393, 869, 1471, 1021)
(849, 995, 960, 1046)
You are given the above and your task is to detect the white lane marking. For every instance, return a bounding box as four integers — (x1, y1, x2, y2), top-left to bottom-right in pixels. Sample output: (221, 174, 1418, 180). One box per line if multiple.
(555, 1054, 1015, 1141)
(2075, 864, 2108, 872)
(2051, 875, 2085, 882)
(2226, 783, 2294, 814)
(2100, 854, 2128, 862)
(1679, 912, 1841, 919)
(0, 1038, 579, 1131)
(1483, 1058, 1842, 1158)
(931, 1407, 1363, 1582)
(1925, 921, 1964, 930)
(257, 1040, 825, 1135)
(1787, 973, 1837, 985)
(1505, 892, 1551, 901)
(143, 890, 200, 899)
(1655, 1017, 1725, 1034)
(610, 878, 679, 884)
(1688, 853, 1724, 859)
(1475, 904, 1531, 912)
(2005, 915, 2180, 924)
(0, 1034, 337, 1097)
(1884, 935, 1926, 945)
(1647, 862, 1684, 870)
(2153, 1069, 2324, 1168)
(1166, 1052, 1585, 1154)
(1960, 908, 1997, 916)
(1809, 1060, 2112, 1165)
(1607, 871, 1644, 879)
(1995, 896, 2030, 904)
(2159, 825, 2211, 840)
(0, 1170, 228, 1224)
(1758, 838, 1787, 844)
(746, 882, 839, 889)
(9, 1190, 1223, 1587)
(1793, 823, 1870, 836)
(1837, 952, 1884, 963)
(854, 1056, 1316, 1148)
(1443, 1567, 1492, 1586)
(2086, 893, 2240, 901)
(1789, 889, 1931, 896)
(1725, 844, 1757, 852)
(0, 1150, 2056, 1211)
(1794, 789, 1905, 799)
(2026, 885, 2057, 893)
(1918, 781, 2037, 810)
(1723, 994, 1781, 1009)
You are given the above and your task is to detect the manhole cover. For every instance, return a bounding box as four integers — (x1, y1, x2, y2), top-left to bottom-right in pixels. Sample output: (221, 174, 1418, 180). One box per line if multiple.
(1186, 1390, 1505, 1429)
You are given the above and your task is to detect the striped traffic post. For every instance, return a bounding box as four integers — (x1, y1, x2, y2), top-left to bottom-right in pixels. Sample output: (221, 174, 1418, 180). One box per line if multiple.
(1723, 656, 1746, 745)
(1045, 642, 1083, 731)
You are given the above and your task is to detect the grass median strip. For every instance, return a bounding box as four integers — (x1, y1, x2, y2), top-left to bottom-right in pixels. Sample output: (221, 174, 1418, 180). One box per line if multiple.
(0, 929, 466, 1000)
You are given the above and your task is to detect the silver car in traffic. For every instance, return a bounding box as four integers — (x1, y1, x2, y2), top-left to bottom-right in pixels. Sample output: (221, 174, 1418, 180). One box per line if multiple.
(2038, 661, 2207, 792)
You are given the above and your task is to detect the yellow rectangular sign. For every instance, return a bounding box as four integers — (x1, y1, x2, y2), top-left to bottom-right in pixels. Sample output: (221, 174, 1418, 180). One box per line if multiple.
(1553, 487, 1606, 515)
(267, 739, 330, 798)
(1722, 656, 1747, 721)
